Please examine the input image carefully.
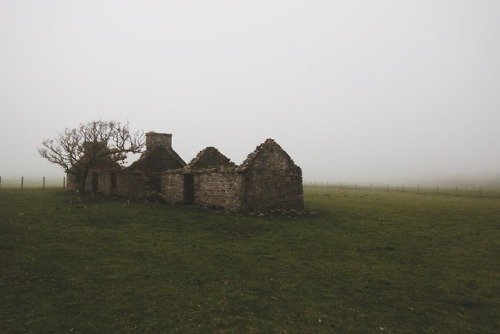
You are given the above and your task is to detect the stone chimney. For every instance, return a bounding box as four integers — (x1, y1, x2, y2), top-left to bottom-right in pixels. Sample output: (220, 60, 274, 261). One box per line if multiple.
(146, 132, 172, 150)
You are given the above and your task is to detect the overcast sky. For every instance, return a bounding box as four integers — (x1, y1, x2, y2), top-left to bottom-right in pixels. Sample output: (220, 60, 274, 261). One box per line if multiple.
(1, 0, 499, 184)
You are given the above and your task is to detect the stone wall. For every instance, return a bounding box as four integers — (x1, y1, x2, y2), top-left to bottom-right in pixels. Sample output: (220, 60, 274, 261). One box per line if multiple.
(161, 173, 185, 204)
(95, 171, 115, 195)
(187, 147, 236, 170)
(242, 143, 304, 212)
(66, 169, 147, 200)
(192, 171, 245, 212)
(65, 170, 111, 193)
(66, 173, 78, 191)
(114, 171, 148, 200)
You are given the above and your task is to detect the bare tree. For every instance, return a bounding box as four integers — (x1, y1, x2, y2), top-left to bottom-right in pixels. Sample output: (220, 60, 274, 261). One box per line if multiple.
(38, 120, 145, 195)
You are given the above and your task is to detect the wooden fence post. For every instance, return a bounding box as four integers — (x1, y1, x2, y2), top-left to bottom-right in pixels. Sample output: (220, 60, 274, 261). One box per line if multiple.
(0, 176, 2, 188)
(21, 176, 24, 190)
(63, 176, 66, 189)
(43, 176, 45, 189)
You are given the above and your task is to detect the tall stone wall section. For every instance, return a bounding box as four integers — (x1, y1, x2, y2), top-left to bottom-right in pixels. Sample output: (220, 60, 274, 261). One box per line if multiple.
(242, 149, 304, 212)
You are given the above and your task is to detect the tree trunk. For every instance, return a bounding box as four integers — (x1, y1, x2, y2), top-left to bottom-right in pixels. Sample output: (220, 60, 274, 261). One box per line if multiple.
(79, 167, 90, 195)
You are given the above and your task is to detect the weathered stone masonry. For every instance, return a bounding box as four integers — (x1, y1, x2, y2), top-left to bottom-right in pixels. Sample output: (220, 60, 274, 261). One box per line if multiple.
(68, 132, 304, 213)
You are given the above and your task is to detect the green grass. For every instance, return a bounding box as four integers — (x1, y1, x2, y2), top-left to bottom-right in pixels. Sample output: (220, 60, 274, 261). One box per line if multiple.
(1, 187, 499, 333)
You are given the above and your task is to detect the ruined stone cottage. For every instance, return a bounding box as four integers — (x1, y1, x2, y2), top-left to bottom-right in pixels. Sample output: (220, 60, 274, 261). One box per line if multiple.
(67, 132, 186, 200)
(67, 132, 304, 213)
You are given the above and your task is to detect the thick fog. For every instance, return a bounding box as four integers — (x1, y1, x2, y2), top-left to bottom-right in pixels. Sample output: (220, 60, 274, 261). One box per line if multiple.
(1, 1, 499, 185)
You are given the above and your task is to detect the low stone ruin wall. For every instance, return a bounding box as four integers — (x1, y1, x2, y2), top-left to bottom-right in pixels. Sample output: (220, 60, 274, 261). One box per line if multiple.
(114, 171, 149, 200)
(192, 172, 245, 212)
(161, 173, 184, 204)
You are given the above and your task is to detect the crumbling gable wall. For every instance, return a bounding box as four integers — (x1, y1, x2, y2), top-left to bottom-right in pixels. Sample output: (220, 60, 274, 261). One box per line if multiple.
(186, 147, 236, 170)
(241, 139, 304, 212)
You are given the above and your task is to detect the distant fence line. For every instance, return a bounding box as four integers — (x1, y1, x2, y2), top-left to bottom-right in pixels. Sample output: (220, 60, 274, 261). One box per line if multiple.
(0, 176, 66, 189)
(1, 177, 498, 199)
(303, 181, 500, 199)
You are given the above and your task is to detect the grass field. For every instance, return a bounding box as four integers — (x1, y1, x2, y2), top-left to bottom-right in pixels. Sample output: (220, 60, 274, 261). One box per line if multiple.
(1, 187, 499, 333)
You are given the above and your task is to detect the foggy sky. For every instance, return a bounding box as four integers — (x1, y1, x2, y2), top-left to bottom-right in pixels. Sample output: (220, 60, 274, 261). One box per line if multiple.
(1, 0, 499, 184)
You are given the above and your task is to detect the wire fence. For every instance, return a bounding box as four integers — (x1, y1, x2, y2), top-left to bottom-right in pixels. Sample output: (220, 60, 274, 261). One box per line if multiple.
(2, 176, 499, 199)
(0, 176, 66, 190)
(303, 181, 500, 199)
